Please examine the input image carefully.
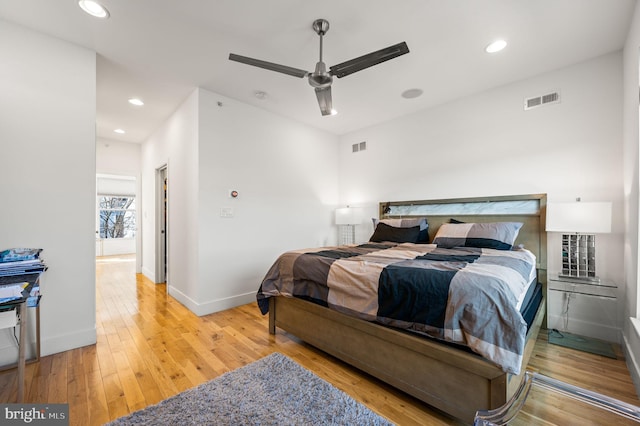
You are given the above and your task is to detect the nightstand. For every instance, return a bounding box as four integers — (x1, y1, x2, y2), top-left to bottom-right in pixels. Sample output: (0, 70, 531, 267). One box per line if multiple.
(547, 275, 617, 358)
(548, 275, 617, 299)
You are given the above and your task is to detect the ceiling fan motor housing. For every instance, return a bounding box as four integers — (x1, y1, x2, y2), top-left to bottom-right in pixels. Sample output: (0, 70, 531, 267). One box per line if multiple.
(309, 62, 332, 88)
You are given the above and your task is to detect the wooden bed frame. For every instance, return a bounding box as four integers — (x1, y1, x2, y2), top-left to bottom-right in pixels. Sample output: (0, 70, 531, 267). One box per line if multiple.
(268, 194, 547, 423)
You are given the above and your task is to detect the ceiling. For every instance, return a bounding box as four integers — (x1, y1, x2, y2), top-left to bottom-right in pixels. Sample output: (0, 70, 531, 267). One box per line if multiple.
(0, 1, 636, 143)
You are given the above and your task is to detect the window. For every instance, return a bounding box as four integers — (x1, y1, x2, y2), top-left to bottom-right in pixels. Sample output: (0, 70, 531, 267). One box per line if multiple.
(98, 196, 136, 238)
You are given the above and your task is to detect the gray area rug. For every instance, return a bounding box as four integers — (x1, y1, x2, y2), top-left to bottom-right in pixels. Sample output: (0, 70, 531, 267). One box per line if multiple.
(106, 352, 394, 425)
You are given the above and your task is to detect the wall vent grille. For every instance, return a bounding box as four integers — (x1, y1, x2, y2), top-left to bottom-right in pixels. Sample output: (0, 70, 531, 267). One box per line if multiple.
(352, 141, 367, 153)
(524, 90, 560, 110)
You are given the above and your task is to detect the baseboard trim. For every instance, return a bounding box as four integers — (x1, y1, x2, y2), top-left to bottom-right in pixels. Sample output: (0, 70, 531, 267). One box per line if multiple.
(141, 266, 156, 283)
(168, 287, 255, 316)
(41, 326, 97, 357)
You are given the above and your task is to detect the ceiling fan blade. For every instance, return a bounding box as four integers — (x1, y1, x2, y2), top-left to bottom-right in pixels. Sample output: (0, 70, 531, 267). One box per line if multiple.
(229, 53, 308, 78)
(315, 86, 333, 116)
(329, 42, 409, 78)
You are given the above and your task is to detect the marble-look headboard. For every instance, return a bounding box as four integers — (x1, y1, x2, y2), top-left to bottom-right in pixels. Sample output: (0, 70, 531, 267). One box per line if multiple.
(379, 194, 547, 281)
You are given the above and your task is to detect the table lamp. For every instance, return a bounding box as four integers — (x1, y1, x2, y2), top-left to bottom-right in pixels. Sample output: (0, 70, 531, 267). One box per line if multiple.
(335, 206, 362, 245)
(546, 200, 612, 283)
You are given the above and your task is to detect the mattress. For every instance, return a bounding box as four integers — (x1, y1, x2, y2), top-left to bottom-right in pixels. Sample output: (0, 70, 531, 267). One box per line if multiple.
(521, 282, 543, 330)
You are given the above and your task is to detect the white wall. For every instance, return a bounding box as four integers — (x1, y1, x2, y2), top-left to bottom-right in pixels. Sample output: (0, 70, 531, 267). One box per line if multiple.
(622, 1, 640, 395)
(96, 175, 136, 196)
(0, 20, 96, 359)
(141, 90, 199, 288)
(140, 88, 340, 315)
(96, 238, 135, 256)
(339, 52, 624, 342)
(96, 139, 141, 176)
(195, 90, 340, 314)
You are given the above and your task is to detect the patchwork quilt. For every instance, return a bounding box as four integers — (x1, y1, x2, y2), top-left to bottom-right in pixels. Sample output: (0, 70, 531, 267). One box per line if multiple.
(257, 242, 537, 374)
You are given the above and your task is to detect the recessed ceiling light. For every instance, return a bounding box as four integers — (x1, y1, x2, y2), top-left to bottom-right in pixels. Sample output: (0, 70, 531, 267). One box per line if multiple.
(330, 109, 338, 116)
(485, 40, 507, 53)
(78, 1, 110, 19)
(114, 129, 125, 134)
(401, 88, 423, 99)
(128, 98, 144, 106)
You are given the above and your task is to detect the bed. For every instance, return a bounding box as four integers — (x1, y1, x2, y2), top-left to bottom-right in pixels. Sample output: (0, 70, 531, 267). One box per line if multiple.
(257, 194, 547, 423)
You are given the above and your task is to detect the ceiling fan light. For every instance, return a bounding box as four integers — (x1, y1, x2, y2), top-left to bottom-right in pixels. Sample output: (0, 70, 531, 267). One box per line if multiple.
(78, 1, 110, 18)
(485, 39, 507, 53)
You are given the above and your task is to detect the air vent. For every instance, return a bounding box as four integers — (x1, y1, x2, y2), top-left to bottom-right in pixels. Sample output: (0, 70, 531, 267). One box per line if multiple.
(524, 90, 560, 110)
(352, 141, 367, 153)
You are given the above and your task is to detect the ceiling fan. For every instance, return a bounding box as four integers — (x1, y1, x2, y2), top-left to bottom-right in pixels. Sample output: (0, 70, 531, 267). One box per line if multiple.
(229, 18, 409, 116)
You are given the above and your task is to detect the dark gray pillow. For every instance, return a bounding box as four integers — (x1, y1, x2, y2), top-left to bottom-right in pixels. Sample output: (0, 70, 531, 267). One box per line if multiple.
(371, 218, 429, 243)
(369, 223, 421, 243)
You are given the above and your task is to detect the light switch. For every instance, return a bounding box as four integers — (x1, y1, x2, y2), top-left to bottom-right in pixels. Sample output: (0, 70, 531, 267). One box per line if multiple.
(220, 207, 234, 218)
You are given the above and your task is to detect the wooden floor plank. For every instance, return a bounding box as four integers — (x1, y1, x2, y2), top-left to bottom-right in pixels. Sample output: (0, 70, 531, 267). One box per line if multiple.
(67, 361, 89, 426)
(46, 352, 68, 403)
(85, 369, 110, 426)
(0, 254, 637, 426)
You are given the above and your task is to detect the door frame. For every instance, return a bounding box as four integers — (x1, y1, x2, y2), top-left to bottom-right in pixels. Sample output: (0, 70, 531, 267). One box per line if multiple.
(155, 164, 168, 284)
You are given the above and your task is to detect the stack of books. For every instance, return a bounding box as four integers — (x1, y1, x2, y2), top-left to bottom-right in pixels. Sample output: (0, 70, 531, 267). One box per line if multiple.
(0, 248, 46, 306)
(0, 248, 47, 277)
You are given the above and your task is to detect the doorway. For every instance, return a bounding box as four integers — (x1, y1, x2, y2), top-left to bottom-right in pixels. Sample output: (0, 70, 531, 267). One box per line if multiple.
(96, 174, 138, 261)
(156, 165, 168, 284)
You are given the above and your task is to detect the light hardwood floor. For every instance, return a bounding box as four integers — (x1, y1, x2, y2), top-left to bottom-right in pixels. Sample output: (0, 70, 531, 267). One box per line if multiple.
(0, 255, 638, 425)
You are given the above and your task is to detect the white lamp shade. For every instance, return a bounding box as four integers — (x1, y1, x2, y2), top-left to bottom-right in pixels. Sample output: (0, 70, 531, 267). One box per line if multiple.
(546, 202, 612, 233)
(335, 207, 363, 225)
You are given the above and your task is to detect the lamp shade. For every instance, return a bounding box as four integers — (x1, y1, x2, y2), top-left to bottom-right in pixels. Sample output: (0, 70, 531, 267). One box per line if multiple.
(335, 207, 362, 225)
(546, 202, 612, 233)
